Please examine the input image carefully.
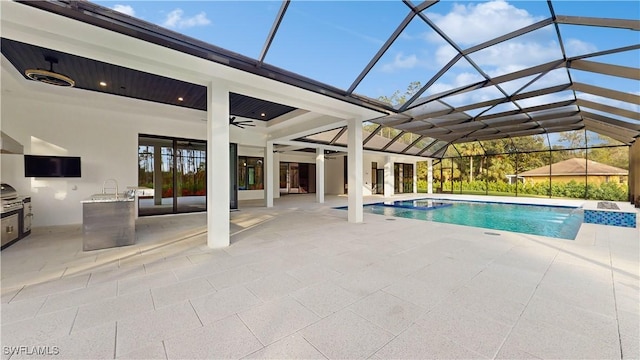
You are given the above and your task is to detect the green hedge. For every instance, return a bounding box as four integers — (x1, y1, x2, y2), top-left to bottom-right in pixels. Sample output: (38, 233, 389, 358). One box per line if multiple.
(417, 179, 627, 201)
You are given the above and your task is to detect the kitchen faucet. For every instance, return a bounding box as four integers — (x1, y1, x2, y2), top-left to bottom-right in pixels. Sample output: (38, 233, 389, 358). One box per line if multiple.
(102, 178, 119, 198)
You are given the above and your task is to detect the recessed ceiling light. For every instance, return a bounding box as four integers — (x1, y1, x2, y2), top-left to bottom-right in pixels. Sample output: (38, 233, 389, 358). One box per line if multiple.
(178, 97, 184, 102)
(260, 113, 266, 117)
(99, 81, 107, 87)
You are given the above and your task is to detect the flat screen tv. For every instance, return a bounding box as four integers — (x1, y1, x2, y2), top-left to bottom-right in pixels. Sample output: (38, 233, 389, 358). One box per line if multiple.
(24, 155, 81, 178)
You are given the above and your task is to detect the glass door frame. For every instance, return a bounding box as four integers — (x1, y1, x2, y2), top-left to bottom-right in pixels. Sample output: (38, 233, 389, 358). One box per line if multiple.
(138, 134, 208, 216)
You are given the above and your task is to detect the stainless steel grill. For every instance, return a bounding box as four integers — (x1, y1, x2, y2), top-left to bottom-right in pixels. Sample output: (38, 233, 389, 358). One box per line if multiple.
(1, 183, 23, 214)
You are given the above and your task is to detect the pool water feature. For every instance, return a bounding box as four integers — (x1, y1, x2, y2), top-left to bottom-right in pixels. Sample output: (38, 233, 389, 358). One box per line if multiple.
(364, 199, 583, 240)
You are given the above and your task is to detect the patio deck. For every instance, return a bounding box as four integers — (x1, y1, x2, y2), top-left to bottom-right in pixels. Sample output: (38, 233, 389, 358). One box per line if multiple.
(1, 194, 638, 359)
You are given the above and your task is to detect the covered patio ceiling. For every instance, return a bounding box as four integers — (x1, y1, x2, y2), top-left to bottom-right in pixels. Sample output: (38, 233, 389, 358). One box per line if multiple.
(10, 0, 640, 158)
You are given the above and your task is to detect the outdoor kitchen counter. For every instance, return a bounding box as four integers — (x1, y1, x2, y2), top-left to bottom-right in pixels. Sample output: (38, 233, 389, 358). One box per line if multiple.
(81, 193, 135, 203)
(82, 194, 135, 251)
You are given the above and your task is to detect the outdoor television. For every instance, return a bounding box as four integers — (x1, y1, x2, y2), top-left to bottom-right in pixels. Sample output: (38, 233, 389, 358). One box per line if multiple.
(24, 155, 81, 178)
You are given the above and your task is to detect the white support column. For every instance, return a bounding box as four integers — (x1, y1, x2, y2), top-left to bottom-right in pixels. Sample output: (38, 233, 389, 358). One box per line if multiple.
(316, 147, 325, 203)
(413, 161, 418, 194)
(206, 83, 230, 248)
(428, 158, 433, 194)
(265, 141, 274, 208)
(347, 118, 363, 223)
(384, 155, 394, 197)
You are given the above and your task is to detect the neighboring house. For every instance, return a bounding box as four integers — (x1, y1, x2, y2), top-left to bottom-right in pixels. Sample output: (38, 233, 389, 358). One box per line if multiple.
(517, 158, 628, 185)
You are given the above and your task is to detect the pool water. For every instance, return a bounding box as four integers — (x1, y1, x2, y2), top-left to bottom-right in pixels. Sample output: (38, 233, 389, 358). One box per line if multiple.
(365, 199, 583, 240)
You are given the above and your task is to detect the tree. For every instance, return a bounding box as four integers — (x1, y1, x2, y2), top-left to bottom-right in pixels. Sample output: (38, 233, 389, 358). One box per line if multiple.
(587, 135, 629, 170)
(455, 142, 484, 181)
(378, 81, 422, 107)
(377, 81, 423, 140)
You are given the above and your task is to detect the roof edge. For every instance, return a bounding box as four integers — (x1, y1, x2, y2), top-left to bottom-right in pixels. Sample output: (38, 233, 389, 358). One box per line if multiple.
(16, 0, 392, 117)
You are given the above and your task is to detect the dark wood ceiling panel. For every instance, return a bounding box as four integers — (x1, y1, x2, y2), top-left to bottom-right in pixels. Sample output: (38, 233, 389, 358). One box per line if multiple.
(1, 38, 296, 121)
(229, 93, 296, 121)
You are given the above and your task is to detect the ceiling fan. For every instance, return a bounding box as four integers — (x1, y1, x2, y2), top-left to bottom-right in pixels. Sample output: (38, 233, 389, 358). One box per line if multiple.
(229, 116, 255, 129)
(25, 56, 75, 87)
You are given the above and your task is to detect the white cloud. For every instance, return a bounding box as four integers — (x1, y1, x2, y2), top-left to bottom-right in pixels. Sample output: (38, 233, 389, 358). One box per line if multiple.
(163, 9, 211, 29)
(434, 45, 458, 67)
(472, 40, 562, 71)
(424, 0, 570, 78)
(427, 0, 543, 46)
(381, 52, 420, 72)
(564, 38, 598, 56)
(112, 4, 135, 17)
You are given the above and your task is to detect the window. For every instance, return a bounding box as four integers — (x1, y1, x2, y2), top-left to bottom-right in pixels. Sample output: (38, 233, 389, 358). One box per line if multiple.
(238, 156, 264, 190)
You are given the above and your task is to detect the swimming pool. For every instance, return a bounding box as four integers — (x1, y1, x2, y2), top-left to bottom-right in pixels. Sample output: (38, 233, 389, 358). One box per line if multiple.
(361, 199, 583, 240)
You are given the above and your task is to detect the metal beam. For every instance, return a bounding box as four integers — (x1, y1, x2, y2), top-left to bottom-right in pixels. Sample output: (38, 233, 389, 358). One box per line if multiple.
(512, 84, 573, 102)
(400, 54, 464, 111)
(258, 0, 290, 67)
(401, 135, 426, 153)
(582, 120, 636, 144)
(576, 98, 640, 121)
(405, 60, 566, 111)
(582, 118, 638, 137)
(568, 44, 640, 62)
(569, 59, 640, 80)
(463, 18, 554, 55)
(528, 111, 581, 122)
(397, 123, 436, 133)
(409, 83, 572, 122)
(580, 110, 640, 131)
(573, 83, 640, 105)
(555, 15, 640, 30)
(475, 99, 576, 122)
(381, 131, 407, 151)
(329, 126, 347, 145)
(347, 3, 420, 94)
(363, 124, 383, 146)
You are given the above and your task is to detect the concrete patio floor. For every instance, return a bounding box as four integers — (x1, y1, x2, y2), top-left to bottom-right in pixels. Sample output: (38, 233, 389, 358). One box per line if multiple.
(1, 194, 638, 359)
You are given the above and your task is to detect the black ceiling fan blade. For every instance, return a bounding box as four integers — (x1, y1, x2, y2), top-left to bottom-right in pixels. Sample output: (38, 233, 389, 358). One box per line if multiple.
(229, 116, 256, 129)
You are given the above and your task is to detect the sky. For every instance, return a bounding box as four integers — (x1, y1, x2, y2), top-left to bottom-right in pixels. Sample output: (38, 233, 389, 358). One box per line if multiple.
(93, 0, 639, 122)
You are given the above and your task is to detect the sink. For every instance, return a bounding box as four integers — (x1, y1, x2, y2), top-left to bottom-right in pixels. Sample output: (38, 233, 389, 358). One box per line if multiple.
(90, 194, 119, 200)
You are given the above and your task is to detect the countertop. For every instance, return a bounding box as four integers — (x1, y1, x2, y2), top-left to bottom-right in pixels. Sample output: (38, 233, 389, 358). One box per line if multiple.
(81, 193, 134, 203)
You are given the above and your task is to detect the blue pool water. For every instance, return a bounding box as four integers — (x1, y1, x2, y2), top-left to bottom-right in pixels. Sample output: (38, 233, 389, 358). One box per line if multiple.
(362, 199, 584, 240)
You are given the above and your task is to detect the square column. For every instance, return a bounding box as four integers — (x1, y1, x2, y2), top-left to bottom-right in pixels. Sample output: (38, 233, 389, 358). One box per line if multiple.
(265, 141, 274, 208)
(206, 83, 230, 248)
(427, 158, 433, 194)
(347, 118, 363, 223)
(384, 156, 394, 197)
(316, 147, 325, 203)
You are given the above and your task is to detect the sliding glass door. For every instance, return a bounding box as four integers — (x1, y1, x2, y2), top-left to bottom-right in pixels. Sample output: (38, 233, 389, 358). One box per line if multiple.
(394, 163, 414, 194)
(175, 140, 207, 213)
(138, 135, 206, 216)
(138, 136, 176, 216)
(278, 162, 316, 194)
